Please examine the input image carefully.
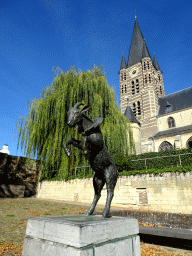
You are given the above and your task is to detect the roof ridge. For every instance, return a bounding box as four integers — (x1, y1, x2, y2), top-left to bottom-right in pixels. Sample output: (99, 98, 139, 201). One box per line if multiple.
(160, 86, 192, 98)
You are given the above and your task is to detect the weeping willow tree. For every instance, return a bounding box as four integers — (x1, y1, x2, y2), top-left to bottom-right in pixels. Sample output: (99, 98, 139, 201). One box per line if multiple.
(15, 65, 135, 180)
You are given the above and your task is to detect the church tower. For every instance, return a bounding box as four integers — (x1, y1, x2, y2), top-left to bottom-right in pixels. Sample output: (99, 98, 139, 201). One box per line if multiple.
(119, 17, 165, 153)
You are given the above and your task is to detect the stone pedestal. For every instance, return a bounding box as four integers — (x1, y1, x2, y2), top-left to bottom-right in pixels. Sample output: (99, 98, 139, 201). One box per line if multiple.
(22, 215, 140, 256)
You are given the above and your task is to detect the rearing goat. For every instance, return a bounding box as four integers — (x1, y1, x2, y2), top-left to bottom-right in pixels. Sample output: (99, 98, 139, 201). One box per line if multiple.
(63, 102, 118, 218)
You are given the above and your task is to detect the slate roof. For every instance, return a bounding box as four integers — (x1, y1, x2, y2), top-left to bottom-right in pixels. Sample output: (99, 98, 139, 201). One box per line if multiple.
(153, 53, 161, 71)
(142, 40, 151, 59)
(127, 18, 151, 68)
(157, 86, 192, 116)
(120, 53, 127, 70)
(149, 124, 192, 139)
(124, 105, 140, 124)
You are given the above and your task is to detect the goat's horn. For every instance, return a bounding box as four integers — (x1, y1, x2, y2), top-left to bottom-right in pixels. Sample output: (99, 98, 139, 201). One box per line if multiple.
(74, 102, 84, 109)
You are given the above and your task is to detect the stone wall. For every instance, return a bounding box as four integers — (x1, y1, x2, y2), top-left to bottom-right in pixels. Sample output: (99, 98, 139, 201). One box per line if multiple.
(37, 171, 192, 214)
(0, 153, 40, 197)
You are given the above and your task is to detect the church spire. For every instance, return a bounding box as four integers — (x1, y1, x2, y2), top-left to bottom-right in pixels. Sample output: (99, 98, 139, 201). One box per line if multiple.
(153, 53, 161, 71)
(127, 18, 151, 68)
(120, 52, 127, 70)
(142, 39, 151, 59)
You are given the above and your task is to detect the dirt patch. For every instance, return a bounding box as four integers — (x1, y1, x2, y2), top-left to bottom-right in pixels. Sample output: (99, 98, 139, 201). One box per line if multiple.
(0, 198, 191, 256)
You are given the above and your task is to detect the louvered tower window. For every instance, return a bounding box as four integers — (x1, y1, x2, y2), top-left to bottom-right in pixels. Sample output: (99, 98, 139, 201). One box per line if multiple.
(158, 74, 161, 81)
(125, 84, 127, 93)
(121, 85, 124, 94)
(124, 73, 126, 80)
(121, 73, 123, 80)
(133, 103, 136, 116)
(147, 61, 150, 69)
(132, 81, 135, 95)
(160, 86, 162, 94)
(143, 62, 146, 70)
(136, 79, 139, 93)
(156, 88, 159, 97)
(149, 74, 151, 83)
(137, 101, 141, 115)
(145, 75, 147, 83)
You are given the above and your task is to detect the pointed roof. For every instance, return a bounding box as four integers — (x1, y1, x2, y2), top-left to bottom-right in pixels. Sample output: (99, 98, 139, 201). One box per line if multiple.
(142, 39, 151, 59)
(120, 53, 127, 70)
(127, 18, 151, 68)
(124, 105, 140, 124)
(153, 53, 161, 71)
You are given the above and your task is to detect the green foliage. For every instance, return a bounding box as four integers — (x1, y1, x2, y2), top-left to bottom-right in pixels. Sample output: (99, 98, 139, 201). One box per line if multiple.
(15, 65, 135, 181)
(111, 153, 134, 172)
(119, 163, 192, 177)
(128, 148, 192, 170)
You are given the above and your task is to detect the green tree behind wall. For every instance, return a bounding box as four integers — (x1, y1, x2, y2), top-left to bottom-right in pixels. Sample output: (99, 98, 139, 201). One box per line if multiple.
(15, 65, 136, 180)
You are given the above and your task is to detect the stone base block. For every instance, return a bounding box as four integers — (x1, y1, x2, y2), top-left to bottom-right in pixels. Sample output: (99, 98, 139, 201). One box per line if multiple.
(22, 215, 140, 256)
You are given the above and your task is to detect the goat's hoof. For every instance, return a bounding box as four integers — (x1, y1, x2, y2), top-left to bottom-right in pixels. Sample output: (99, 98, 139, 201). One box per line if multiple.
(85, 212, 93, 216)
(102, 211, 111, 218)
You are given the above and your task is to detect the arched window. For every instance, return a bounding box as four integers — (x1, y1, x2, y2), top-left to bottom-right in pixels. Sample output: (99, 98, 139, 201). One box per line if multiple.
(158, 74, 161, 81)
(147, 61, 150, 69)
(132, 81, 135, 95)
(145, 75, 147, 83)
(159, 141, 173, 152)
(124, 73, 126, 80)
(125, 84, 127, 93)
(136, 79, 139, 93)
(121, 85, 124, 94)
(168, 117, 175, 128)
(149, 74, 151, 83)
(133, 103, 136, 116)
(143, 62, 146, 70)
(186, 136, 192, 149)
(121, 73, 123, 80)
(137, 101, 141, 115)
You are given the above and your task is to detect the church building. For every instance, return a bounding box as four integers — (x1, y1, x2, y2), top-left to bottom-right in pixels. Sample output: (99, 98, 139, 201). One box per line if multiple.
(119, 17, 192, 154)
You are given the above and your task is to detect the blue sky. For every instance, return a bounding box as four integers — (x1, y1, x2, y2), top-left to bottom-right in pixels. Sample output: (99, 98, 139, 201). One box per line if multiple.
(1, 0, 192, 158)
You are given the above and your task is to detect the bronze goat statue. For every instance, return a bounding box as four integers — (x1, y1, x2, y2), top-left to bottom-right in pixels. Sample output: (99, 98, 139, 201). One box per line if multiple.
(63, 102, 118, 218)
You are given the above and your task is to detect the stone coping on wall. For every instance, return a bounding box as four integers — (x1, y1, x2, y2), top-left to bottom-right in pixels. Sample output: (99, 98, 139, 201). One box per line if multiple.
(95, 209, 192, 230)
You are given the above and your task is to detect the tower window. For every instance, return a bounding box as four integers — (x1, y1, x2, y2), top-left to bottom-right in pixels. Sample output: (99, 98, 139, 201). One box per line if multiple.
(168, 117, 175, 128)
(121, 85, 124, 94)
(156, 88, 159, 97)
(124, 73, 126, 80)
(137, 101, 141, 115)
(121, 73, 123, 80)
(132, 81, 135, 95)
(136, 79, 139, 93)
(147, 61, 150, 69)
(160, 86, 162, 94)
(133, 103, 136, 116)
(125, 84, 127, 93)
(149, 74, 151, 83)
(145, 75, 147, 83)
(143, 62, 146, 70)
(158, 74, 161, 81)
